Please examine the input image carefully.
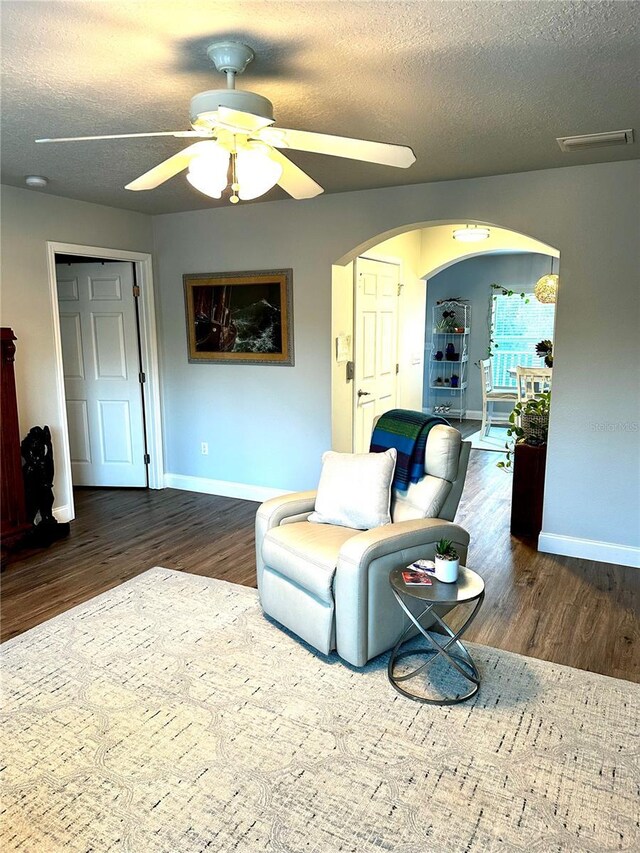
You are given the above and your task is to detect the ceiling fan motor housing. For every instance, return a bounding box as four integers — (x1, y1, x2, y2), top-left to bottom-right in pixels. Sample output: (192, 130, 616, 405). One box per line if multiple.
(190, 90, 274, 130)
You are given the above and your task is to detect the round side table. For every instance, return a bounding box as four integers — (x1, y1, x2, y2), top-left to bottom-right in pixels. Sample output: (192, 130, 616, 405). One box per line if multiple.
(388, 566, 485, 705)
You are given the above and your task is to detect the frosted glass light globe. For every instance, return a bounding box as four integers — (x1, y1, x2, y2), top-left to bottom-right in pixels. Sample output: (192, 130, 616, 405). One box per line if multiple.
(236, 142, 282, 200)
(187, 144, 230, 198)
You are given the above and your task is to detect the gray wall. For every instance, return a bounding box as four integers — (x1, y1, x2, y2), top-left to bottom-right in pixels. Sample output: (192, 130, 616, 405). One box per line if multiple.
(153, 160, 640, 557)
(424, 253, 552, 412)
(2, 159, 638, 562)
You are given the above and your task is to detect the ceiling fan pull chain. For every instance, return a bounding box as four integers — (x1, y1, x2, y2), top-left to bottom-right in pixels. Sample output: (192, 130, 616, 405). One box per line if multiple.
(230, 151, 240, 204)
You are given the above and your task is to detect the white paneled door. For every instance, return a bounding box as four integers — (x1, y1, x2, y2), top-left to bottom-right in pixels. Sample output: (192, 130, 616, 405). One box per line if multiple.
(56, 261, 147, 486)
(353, 257, 399, 452)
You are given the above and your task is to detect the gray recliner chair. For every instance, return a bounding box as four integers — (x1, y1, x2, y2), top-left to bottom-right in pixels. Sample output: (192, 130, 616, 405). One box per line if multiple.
(255, 424, 471, 667)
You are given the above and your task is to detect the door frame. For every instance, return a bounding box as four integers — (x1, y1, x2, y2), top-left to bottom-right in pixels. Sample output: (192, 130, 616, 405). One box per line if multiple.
(46, 241, 164, 518)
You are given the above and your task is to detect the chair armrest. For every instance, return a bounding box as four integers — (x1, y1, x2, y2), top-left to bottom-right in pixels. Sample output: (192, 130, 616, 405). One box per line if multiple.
(256, 490, 317, 530)
(334, 518, 470, 667)
(338, 518, 470, 570)
(255, 491, 317, 590)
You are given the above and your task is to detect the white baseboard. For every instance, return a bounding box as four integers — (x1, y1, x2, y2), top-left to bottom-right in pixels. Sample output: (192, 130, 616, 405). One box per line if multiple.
(53, 503, 72, 523)
(164, 473, 290, 504)
(538, 532, 640, 569)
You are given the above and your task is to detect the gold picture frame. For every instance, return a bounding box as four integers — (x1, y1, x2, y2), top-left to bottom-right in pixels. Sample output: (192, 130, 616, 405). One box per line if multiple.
(183, 269, 294, 365)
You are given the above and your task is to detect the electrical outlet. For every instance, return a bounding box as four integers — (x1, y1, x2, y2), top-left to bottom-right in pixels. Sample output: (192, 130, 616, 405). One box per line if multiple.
(201, 442, 209, 455)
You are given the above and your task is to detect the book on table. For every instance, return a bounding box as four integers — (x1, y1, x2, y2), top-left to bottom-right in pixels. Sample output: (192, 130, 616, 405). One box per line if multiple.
(401, 570, 433, 586)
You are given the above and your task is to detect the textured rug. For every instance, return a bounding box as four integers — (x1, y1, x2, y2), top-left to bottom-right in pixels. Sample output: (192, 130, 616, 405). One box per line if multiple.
(1, 568, 638, 853)
(467, 427, 510, 453)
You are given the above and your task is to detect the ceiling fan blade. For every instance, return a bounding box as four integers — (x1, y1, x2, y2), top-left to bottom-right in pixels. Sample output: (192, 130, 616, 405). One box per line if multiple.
(125, 141, 212, 191)
(216, 106, 275, 133)
(268, 149, 323, 199)
(36, 131, 211, 143)
(259, 127, 416, 168)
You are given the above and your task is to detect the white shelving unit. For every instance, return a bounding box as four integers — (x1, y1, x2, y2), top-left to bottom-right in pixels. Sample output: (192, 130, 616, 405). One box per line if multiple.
(427, 300, 470, 422)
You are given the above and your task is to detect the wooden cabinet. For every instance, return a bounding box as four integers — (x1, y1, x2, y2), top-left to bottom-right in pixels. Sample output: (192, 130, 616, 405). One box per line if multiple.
(1, 328, 30, 551)
(510, 442, 547, 538)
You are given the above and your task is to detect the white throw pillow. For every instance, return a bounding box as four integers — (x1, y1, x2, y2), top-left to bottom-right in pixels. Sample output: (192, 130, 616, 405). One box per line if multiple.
(308, 448, 397, 530)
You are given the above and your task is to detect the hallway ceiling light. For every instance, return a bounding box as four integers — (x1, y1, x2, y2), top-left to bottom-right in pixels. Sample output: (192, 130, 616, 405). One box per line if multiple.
(25, 175, 48, 188)
(452, 225, 490, 242)
(535, 258, 559, 303)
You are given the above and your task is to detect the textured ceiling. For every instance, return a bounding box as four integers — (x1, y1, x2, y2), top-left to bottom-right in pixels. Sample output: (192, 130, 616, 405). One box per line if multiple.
(1, 1, 639, 215)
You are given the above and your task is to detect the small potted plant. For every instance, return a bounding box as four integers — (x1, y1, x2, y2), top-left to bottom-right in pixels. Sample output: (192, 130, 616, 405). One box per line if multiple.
(434, 538, 460, 583)
(498, 391, 551, 469)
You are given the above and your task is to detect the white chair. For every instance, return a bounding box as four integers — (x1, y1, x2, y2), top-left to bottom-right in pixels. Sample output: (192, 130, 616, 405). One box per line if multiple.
(480, 358, 517, 437)
(515, 366, 552, 402)
(255, 423, 471, 667)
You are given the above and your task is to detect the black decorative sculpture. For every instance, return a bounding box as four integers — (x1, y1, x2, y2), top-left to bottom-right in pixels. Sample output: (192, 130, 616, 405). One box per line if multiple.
(21, 426, 70, 545)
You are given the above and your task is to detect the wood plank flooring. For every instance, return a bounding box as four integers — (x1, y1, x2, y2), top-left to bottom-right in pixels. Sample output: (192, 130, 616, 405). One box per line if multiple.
(2, 425, 638, 683)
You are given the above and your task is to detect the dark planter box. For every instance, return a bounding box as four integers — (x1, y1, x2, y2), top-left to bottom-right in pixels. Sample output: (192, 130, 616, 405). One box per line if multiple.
(510, 443, 547, 538)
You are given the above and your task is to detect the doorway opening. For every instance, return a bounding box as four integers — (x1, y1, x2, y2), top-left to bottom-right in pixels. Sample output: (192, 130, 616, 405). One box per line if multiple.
(331, 221, 559, 456)
(425, 251, 558, 453)
(55, 255, 148, 488)
(47, 242, 163, 522)
(330, 220, 560, 549)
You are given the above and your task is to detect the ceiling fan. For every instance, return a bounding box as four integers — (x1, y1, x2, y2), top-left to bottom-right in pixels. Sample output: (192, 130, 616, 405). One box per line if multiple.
(36, 42, 416, 203)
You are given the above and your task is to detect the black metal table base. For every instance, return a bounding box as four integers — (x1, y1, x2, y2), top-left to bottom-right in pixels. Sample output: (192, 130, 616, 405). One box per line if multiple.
(388, 591, 484, 705)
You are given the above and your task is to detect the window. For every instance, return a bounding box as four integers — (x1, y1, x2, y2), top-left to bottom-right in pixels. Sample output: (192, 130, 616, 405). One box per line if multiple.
(491, 294, 555, 387)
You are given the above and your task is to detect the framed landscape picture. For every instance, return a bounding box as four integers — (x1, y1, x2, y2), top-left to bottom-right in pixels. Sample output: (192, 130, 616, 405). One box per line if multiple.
(183, 269, 294, 365)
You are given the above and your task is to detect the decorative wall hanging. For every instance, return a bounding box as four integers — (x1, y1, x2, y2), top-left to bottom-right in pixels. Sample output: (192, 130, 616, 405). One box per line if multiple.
(184, 269, 294, 365)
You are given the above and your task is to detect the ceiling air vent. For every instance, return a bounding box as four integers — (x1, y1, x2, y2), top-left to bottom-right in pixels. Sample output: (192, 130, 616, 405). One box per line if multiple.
(556, 129, 634, 152)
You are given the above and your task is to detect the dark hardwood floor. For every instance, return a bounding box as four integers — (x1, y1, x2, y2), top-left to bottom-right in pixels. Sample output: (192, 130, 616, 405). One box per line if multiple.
(2, 422, 638, 683)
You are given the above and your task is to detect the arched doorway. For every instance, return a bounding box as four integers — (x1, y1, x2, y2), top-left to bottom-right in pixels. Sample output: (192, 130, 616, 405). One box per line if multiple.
(331, 221, 559, 453)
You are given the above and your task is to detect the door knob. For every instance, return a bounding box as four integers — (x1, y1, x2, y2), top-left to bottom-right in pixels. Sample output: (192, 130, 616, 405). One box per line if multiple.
(357, 389, 371, 398)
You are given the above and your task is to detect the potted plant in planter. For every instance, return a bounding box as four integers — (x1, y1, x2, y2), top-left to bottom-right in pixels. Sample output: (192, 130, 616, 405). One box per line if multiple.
(498, 391, 551, 470)
(434, 538, 460, 582)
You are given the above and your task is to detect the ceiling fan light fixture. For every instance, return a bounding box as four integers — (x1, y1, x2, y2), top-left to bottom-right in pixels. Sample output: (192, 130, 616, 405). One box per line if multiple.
(235, 142, 283, 200)
(452, 225, 491, 242)
(35, 41, 416, 204)
(186, 144, 230, 198)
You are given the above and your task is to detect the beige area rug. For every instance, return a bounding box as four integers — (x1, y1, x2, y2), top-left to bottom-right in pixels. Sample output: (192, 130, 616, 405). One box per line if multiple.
(1, 568, 638, 853)
(467, 426, 510, 453)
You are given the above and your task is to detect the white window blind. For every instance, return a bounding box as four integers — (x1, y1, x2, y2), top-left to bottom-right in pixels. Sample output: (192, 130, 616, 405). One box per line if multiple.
(492, 295, 555, 387)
